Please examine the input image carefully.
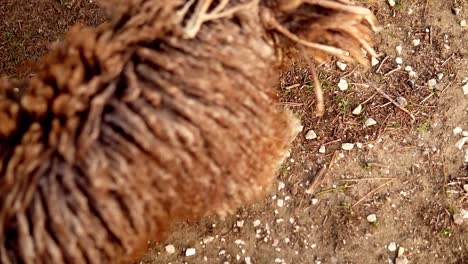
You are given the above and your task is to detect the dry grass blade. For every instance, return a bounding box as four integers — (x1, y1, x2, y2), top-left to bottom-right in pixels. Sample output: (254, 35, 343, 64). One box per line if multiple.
(352, 178, 396, 207)
(371, 85, 416, 121)
(307, 151, 338, 194)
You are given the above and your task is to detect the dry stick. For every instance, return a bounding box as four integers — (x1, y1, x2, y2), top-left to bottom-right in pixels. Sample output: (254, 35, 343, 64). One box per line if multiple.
(307, 151, 338, 194)
(301, 46, 325, 117)
(376, 55, 388, 73)
(371, 85, 416, 121)
(352, 178, 396, 207)
(339, 177, 395, 182)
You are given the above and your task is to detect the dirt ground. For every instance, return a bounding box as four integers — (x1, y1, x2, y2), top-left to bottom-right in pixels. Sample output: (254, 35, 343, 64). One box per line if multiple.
(1, 0, 467, 263)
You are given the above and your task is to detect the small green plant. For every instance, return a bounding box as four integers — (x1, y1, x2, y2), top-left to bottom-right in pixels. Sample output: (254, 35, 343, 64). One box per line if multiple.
(417, 119, 431, 133)
(335, 96, 351, 114)
(388, 122, 399, 128)
(439, 227, 451, 237)
(371, 221, 379, 228)
(395, 1, 404, 9)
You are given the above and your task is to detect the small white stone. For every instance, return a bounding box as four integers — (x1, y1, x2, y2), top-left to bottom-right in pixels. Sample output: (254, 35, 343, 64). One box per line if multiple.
(336, 61, 347, 71)
(234, 239, 245, 245)
(412, 39, 421, 46)
(408, 71, 417, 79)
(428, 79, 437, 87)
(371, 57, 380, 66)
(277, 199, 284, 207)
(245, 257, 252, 264)
(352, 104, 363, 115)
(463, 82, 468, 95)
(202, 236, 215, 244)
(278, 181, 285, 191)
(464, 150, 468, 163)
(437, 73, 444, 80)
(408, 8, 414, 15)
(453, 7, 462, 15)
(462, 131, 468, 137)
(444, 44, 451, 50)
(388, 0, 396, 7)
(253, 220, 261, 227)
(455, 137, 468, 150)
(356, 142, 364, 149)
(388, 242, 398, 252)
(365, 118, 377, 127)
(236, 220, 244, 228)
(404, 66, 413, 72)
(396, 45, 403, 55)
(341, 143, 355, 151)
(396, 96, 408, 107)
(395, 57, 403, 64)
(185, 248, 196, 256)
(165, 245, 176, 254)
(367, 214, 377, 223)
(338, 79, 349, 91)
(463, 184, 468, 193)
(312, 198, 319, 205)
(305, 130, 318, 140)
(461, 20, 467, 27)
(318, 145, 326, 154)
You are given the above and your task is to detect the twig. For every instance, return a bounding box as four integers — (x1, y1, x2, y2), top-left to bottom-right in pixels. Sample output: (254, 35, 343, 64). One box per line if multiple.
(384, 67, 401, 77)
(339, 177, 395, 182)
(301, 46, 325, 117)
(322, 138, 342, 146)
(284, 83, 301, 90)
(352, 178, 396, 207)
(376, 56, 388, 73)
(307, 151, 338, 194)
(371, 85, 416, 121)
(441, 54, 455, 66)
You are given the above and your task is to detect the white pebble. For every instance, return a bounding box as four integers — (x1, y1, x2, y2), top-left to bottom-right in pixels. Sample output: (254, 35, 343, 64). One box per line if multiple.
(463, 82, 468, 95)
(234, 239, 245, 245)
(404, 66, 413, 72)
(185, 248, 196, 257)
(245, 257, 252, 264)
(338, 79, 349, 91)
(465, 150, 468, 163)
(165, 245, 176, 254)
(277, 199, 284, 207)
(388, 0, 396, 7)
(365, 118, 377, 127)
(455, 137, 468, 150)
(318, 145, 326, 154)
(236, 220, 244, 228)
(462, 131, 468, 137)
(461, 20, 467, 27)
(356, 142, 364, 149)
(253, 220, 261, 227)
(464, 184, 468, 193)
(352, 104, 363, 115)
(202, 236, 215, 244)
(312, 198, 319, 205)
(371, 57, 380, 66)
(305, 130, 317, 140)
(341, 143, 355, 151)
(412, 39, 421, 46)
(278, 181, 285, 191)
(367, 214, 377, 223)
(388, 242, 398, 252)
(395, 57, 403, 64)
(437, 73, 444, 80)
(336, 61, 347, 71)
(396, 45, 403, 55)
(408, 71, 417, 79)
(428, 79, 437, 87)
(396, 96, 408, 107)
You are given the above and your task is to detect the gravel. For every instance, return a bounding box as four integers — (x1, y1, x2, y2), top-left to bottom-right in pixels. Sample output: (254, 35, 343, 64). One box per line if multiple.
(165, 244, 175, 254)
(365, 118, 377, 127)
(305, 130, 318, 140)
(185, 248, 196, 257)
(352, 104, 363, 115)
(367, 214, 377, 223)
(341, 143, 355, 151)
(338, 79, 349, 91)
(387, 242, 397, 252)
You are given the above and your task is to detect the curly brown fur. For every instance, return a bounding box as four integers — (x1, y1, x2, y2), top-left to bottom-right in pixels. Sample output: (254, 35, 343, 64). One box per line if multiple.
(0, 0, 376, 263)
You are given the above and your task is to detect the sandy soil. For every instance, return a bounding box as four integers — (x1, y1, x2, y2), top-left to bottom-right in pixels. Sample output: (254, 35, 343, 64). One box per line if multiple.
(0, 0, 466, 263)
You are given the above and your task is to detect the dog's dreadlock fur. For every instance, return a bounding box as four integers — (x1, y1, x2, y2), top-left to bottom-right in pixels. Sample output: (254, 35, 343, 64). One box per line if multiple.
(0, 0, 377, 263)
